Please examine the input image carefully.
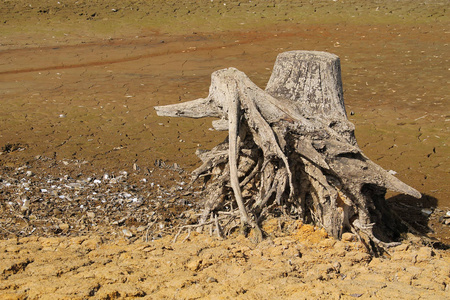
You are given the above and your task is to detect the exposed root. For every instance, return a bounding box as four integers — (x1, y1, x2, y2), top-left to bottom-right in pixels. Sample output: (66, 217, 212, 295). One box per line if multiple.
(156, 51, 421, 252)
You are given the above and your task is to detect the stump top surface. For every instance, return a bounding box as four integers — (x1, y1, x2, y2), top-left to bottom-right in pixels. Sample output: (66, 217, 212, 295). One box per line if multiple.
(277, 50, 339, 62)
(266, 50, 345, 122)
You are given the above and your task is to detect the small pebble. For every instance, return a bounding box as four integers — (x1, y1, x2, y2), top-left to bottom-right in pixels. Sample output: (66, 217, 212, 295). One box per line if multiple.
(59, 223, 69, 230)
(122, 229, 134, 238)
(387, 170, 397, 175)
(137, 226, 146, 232)
(341, 232, 356, 242)
(421, 208, 433, 216)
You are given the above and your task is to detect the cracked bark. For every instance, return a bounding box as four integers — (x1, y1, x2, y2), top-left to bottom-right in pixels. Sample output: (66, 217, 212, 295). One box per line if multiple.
(155, 50, 421, 251)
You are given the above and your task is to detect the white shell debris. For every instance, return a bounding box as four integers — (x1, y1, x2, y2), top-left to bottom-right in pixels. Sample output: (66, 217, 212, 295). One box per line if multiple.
(0, 159, 193, 238)
(388, 170, 397, 175)
(122, 229, 134, 238)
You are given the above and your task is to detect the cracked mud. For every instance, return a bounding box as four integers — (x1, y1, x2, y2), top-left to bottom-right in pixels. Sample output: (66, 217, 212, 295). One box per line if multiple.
(0, 0, 449, 299)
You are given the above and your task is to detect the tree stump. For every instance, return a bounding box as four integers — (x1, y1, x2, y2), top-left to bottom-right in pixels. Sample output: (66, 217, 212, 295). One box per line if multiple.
(155, 51, 421, 251)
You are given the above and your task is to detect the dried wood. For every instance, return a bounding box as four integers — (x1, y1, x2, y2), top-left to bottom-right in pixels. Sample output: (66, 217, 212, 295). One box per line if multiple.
(155, 50, 421, 251)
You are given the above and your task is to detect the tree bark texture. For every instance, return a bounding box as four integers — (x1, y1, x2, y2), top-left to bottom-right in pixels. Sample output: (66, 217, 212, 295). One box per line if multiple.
(155, 51, 421, 251)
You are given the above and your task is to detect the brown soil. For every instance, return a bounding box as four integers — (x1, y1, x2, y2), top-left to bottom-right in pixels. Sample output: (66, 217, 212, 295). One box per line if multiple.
(0, 0, 449, 299)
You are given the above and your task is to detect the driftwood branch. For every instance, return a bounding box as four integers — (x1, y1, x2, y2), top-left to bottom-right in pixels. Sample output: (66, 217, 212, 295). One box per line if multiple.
(155, 50, 421, 251)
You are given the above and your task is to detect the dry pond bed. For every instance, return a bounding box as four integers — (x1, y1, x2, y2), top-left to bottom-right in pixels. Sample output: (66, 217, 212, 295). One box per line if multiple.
(0, 0, 449, 298)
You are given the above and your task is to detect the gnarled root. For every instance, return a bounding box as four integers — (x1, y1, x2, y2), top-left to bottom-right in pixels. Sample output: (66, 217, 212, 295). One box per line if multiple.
(155, 51, 421, 252)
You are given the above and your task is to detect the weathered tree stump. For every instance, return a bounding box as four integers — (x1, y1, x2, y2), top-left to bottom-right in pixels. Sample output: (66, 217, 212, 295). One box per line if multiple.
(155, 51, 420, 251)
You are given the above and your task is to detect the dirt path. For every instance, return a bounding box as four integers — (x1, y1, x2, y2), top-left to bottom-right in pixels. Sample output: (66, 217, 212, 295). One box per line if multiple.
(0, 0, 449, 298)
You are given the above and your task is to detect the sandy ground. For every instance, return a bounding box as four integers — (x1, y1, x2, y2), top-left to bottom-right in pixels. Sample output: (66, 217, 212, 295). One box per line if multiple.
(0, 0, 449, 298)
(1, 222, 449, 299)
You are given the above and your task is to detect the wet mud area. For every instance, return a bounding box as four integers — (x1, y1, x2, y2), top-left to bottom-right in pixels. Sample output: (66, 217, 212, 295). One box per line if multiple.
(0, 1, 449, 298)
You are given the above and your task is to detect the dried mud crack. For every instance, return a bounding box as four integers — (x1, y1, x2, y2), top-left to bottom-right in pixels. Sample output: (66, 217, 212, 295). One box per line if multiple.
(1, 0, 449, 298)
